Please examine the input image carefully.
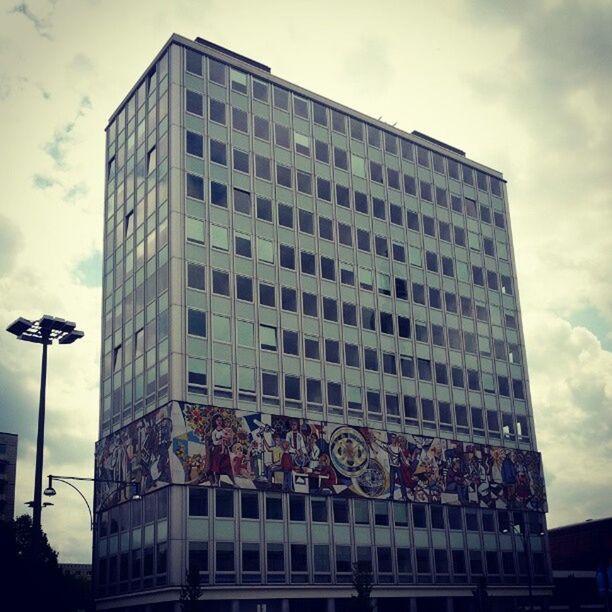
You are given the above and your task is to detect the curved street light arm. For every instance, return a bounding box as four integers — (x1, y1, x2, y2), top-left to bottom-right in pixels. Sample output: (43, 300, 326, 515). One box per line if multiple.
(53, 477, 94, 530)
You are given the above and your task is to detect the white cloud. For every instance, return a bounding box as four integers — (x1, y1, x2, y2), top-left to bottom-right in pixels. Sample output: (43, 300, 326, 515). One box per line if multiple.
(524, 312, 612, 526)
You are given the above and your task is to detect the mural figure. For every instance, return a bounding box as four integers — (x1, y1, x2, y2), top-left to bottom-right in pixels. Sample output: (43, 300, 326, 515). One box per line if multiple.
(95, 401, 547, 514)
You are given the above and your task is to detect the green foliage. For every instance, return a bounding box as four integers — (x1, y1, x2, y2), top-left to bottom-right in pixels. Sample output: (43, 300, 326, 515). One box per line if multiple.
(180, 566, 203, 612)
(0, 514, 93, 611)
(351, 562, 373, 612)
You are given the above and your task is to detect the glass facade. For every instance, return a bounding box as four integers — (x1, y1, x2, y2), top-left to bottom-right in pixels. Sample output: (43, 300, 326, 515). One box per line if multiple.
(95, 35, 550, 611)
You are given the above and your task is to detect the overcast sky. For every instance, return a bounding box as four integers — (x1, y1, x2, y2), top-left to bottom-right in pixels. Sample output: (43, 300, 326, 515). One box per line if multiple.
(0, 0, 610, 562)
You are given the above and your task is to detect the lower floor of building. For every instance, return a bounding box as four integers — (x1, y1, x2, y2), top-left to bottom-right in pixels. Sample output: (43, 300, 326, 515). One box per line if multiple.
(96, 585, 554, 612)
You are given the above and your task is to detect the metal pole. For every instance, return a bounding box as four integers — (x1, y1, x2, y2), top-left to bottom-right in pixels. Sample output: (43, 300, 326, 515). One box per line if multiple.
(526, 529, 534, 612)
(32, 340, 48, 535)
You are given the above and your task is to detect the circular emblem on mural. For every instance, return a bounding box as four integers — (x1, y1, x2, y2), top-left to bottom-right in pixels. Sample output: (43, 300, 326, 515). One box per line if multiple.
(329, 426, 370, 478)
(354, 459, 388, 498)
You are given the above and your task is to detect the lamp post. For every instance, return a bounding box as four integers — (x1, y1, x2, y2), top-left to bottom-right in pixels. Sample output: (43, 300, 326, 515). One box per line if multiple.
(44, 474, 141, 601)
(44, 474, 142, 529)
(502, 514, 545, 611)
(6, 315, 84, 538)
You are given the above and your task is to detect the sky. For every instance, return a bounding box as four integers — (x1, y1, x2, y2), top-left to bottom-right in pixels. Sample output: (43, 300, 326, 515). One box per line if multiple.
(0, 0, 610, 562)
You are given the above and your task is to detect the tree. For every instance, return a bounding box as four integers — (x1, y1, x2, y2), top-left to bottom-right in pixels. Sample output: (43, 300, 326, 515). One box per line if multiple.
(180, 566, 203, 612)
(351, 561, 374, 612)
(0, 514, 93, 611)
(473, 575, 491, 612)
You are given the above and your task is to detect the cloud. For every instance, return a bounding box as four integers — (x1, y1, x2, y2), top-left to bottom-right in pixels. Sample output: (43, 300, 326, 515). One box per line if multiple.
(42, 96, 92, 168)
(0, 216, 24, 277)
(32, 173, 55, 189)
(525, 312, 612, 526)
(64, 181, 89, 202)
(9, 2, 53, 40)
(74, 250, 102, 288)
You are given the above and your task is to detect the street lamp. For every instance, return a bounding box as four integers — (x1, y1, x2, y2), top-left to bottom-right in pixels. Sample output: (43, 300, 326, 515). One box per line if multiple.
(6, 315, 84, 537)
(502, 513, 546, 611)
(44, 474, 142, 530)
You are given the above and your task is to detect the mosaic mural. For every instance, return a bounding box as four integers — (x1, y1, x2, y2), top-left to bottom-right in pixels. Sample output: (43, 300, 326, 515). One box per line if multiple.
(95, 401, 547, 512)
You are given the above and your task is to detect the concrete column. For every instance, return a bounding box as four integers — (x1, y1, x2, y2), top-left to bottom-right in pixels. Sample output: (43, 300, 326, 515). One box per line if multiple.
(371, 597, 378, 612)
(326, 598, 336, 612)
(281, 598, 290, 612)
(231, 600, 240, 612)
(410, 598, 418, 612)
(445, 596, 453, 612)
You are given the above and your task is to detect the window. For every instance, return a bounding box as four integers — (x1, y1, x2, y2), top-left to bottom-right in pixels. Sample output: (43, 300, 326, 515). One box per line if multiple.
(186, 90, 203, 116)
(280, 244, 295, 269)
(417, 358, 432, 381)
(210, 181, 227, 207)
(323, 297, 337, 320)
(302, 292, 318, 317)
(281, 287, 297, 312)
(278, 203, 294, 228)
(337, 224, 352, 247)
(267, 543, 284, 574)
(304, 337, 320, 359)
(209, 98, 225, 124)
(232, 107, 248, 133)
(276, 164, 292, 188)
(311, 498, 328, 522)
(334, 184, 351, 208)
(297, 210, 313, 236)
(334, 146, 348, 170)
(332, 110, 346, 133)
(315, 140, 329, 163)
(260, 325, 277, 351)
(283, 330, 299, 356)
(212, 270, 229, 296)
(236, 276, 253, 302)
(325, 339, 340, 363)
(187, 263, 205, 290)
(186, 174, 204, 200)
(318, 178, 331, 201)
(354, 499, 369, 525)
(262, 372, 278, 397)
(254, 116, 269, 140)
(235, 232, 251, 257)
(266, 494, 283, 520)
(259, 282, 275, 307)
(301, 252, 316, 275)
(255, 155, 271, 180)
(189, 488, 208, 516)
(333, 499, 349, 524)
(188, 309, 206, 337)
(216, 490, 234, 518)
(241, 491, 259, 519)
(313, 102, 327, 126)
(256, 197, 272, 222)
(297, 170, 312, 194)
(186, 131, 203, 157)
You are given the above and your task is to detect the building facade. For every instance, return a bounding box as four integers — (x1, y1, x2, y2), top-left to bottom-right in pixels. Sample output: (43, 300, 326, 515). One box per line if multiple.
(95, 34, 551, 611)
(0, 431, 18, 522)
(548, 517, 612, 610)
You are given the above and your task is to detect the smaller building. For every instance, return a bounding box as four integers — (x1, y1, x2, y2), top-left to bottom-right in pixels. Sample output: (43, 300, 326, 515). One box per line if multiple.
(0, 432, 18, 522)
(549, 517, 612, 611)
(60, 562, 93, 582)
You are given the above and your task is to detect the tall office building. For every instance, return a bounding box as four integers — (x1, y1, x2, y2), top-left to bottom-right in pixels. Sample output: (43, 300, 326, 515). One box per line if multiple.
(95, 34, 551, 612)
(0, 432, 18, 522)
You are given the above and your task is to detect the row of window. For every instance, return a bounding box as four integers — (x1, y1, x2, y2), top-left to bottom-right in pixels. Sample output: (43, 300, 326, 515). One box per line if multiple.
(185, 540, 546, 585)
(186, 128, 505, 229)
(189, 488, 540, 531)
(182, 50, 504, 198)
(188, 306, 525, 392)
(186, 360, 529, 440)
(187, 187, 508, 275)
(187, 263, 518, 352)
